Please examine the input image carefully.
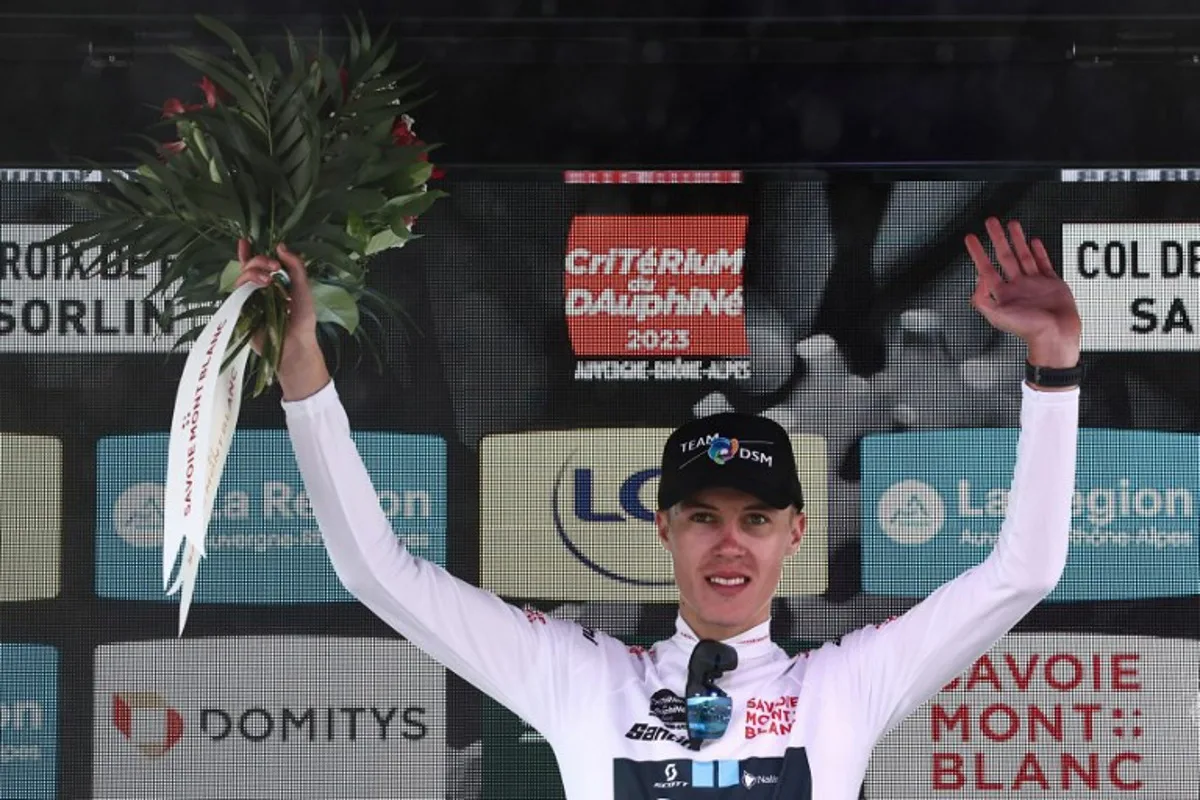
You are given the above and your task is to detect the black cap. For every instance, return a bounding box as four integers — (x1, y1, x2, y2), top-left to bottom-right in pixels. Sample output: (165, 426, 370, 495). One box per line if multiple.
(657, 412, 804, 511)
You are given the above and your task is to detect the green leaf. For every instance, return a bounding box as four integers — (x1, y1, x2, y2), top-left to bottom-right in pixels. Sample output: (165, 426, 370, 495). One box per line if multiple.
(364, 228, 409, 255)
(101, 165, 164, 213)
(310, 282, 359, 333)
(170, 46, 268, 134)
(358, 41, 396, 85)
(195, 15, 261, 79)
(290, 188, 373, 233)
(131, 221, 189, 258)
(269, 73, 307, 121)
(256, 51, 282, 89)
(55, 188, 120, 217)
(306, 222, 365, 255)
(44, 215, 134, 245)
(275, 114, 307, 157)
(218, 259, 243, 292)
(346, 16, 362, 63)
(188, 183, 247, 229)
(280, 132, 313, 189)
(317, 51, 344, 107)
(275, 185, 315, 242)
(195, 105, 258, 157)
(262, 283, 284, 371)
(167, 325, 209, 353)
(237, 178, 265, 244)
(131, 152, 189, 200)
(148, 241, 218, 297)
(384, 188, 445, 220)
(292, 240, 359, 275)
(165, 302, 223, 324)
(285, 29, 305, 78)
(345, 211, 369, 247)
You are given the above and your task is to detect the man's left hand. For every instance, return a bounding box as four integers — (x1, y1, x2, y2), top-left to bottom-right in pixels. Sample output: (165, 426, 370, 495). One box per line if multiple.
(965, 217, 1082, 369)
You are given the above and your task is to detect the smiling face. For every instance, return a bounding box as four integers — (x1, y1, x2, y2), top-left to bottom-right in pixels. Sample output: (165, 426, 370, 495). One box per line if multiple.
(656, 486, 806, 642)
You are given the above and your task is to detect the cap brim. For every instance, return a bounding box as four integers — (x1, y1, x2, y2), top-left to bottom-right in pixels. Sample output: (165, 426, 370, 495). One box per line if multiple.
(659, 469, 795, 511)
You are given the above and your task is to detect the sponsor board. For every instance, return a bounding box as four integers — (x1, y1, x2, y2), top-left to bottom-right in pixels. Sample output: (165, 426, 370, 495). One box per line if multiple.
(93, 636, 446, 799)
(564, 215, 752, 381)
(0, 644, 58, 799)
(1060, 168, 1200, 183)
(862, 429, 1198, 601)
(96, 431, 446, 603)
(1061, 223, 1200, 351)
(865, 633, 1200, 797)
(0, 223, 198, 353)
(0, 434, 61, 600)
(0, 168, 111, 183)
(562, 170, 743, 184)
(480, 429, 826, 601)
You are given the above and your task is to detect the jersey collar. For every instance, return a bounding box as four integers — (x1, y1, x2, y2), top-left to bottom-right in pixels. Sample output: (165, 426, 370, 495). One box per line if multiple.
(670, 614, 778, 662)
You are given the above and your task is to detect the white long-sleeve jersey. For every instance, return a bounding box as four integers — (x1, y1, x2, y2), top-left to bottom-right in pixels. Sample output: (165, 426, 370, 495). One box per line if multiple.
(282, 381, 1079, 800)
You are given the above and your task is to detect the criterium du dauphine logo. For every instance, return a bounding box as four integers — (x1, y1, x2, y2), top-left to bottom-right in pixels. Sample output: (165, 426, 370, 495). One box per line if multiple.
(707, 437, 739, 465)
(113, 483, 165, 547)
(878, 479, 946, 544)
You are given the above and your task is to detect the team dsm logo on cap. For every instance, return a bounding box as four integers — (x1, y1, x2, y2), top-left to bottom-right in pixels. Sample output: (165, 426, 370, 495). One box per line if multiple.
(707, 437, 738, 465)
(683, 434, 773, 468)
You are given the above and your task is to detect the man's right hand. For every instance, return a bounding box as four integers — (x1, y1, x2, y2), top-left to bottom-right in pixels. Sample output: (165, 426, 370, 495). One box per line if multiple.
(234, 239, 331, 401)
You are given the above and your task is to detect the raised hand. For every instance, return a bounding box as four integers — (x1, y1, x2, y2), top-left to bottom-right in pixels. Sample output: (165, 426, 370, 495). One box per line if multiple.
(965, 217, 1082, 369)
(233, 239, 330, 400)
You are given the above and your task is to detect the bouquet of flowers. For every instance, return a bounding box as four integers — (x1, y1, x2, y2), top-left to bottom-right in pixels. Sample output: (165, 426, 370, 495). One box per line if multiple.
(46, 14, 446, 634)
(48, 13, 445, 394)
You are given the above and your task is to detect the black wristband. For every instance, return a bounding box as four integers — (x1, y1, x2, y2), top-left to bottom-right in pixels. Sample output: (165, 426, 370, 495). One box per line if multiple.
(1025, 359, 1083, 388)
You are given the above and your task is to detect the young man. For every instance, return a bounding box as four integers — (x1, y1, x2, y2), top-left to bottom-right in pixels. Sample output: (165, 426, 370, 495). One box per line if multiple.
(239, 217, 1082, 799)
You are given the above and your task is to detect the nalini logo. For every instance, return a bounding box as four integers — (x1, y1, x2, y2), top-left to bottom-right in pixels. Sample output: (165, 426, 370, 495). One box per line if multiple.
(707, 437, 739, 465)
(878, 480, 945, 544)
(112, 692, 183, 757)
(743, 772, 779, 789)
(112, 483, 164, 547)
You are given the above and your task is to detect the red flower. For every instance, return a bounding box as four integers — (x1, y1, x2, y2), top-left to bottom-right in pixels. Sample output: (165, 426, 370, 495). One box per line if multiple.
(423, 154, 445, 180)
(391, 116, 417, 146)
(162, 98, 201, 119)
(338, 67, 349, 97)
(391, 115, 445, 179)
(197, 76, 222, 108)
(160, 140, 187, 157)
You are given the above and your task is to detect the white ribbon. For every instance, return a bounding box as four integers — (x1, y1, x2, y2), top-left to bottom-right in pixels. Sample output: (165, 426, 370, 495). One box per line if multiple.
(163, 282, 261, 635)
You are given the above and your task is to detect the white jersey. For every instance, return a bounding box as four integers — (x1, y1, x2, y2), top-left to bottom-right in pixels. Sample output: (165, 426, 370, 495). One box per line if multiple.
(282, 381, 1079, 800)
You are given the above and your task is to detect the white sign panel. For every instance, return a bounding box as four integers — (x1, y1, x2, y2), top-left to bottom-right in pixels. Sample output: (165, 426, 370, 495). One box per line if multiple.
(867, 632, 1200, 798)
(93, 637, 446, 799)
(0, 223, 200, 353)
(1061, 223, 1200, 351)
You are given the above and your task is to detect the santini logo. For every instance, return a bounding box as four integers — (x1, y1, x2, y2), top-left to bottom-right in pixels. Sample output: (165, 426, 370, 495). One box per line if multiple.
(878, 480, 945, 544)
